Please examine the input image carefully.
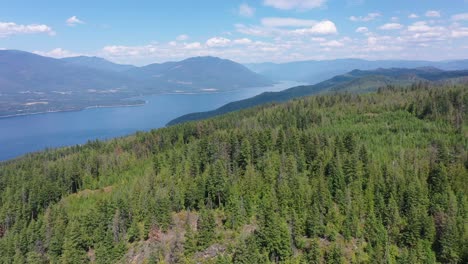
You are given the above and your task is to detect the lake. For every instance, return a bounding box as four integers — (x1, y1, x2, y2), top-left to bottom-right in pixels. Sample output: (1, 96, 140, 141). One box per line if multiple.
(0, 81, 304, 161)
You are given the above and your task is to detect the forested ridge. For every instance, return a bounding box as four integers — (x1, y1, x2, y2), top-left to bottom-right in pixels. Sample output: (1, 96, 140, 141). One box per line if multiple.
(167, 68, 468, 126)
(0, 83, 467, 263)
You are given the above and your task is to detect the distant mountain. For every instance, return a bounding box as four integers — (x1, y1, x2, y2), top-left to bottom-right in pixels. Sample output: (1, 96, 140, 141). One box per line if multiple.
(0, 50, 273, 117)
(167, 67, 468, 125)
(0, 50, 130, 94)
(246, 59, 468, 83)
(125, 56, 273, 90)
(0, 50, 272, 94)
(61, 56, 136, 72)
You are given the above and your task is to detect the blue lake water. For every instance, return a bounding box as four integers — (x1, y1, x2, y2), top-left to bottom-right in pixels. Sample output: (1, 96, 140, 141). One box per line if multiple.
(0, 81, 304, 161)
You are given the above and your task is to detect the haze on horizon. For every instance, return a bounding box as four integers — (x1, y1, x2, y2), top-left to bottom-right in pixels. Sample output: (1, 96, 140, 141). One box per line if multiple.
(1, 0, 468, 65)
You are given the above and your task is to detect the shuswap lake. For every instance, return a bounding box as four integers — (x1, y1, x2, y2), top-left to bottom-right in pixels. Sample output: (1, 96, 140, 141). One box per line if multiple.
(0, 81, 303, 161)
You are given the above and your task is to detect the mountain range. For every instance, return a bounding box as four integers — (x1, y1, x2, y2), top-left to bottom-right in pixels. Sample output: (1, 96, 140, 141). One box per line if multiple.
(0, 50, 272, 117)
(3, 49, 468, 118)
(167, 67, 468, 125)
(246, 58, 468, 83)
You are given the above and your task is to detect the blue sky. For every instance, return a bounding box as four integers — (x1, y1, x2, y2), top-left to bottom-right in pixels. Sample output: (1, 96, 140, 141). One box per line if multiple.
(1, 0, 467, 65)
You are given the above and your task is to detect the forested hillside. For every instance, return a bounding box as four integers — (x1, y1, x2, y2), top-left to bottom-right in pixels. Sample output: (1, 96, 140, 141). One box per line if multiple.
(168, 68, 468, 125)
(0, 84, 467, 263)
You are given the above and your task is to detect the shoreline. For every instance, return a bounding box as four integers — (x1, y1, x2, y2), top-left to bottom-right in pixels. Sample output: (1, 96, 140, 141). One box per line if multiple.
(0, 102, 146, 119)
(0, 81, 296, 119)
(0, 90, 235, 119)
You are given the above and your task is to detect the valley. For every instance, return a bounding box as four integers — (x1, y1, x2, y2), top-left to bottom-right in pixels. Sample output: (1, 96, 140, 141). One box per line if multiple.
(1, 1, 468, 262)
(0, 81, 302, 161)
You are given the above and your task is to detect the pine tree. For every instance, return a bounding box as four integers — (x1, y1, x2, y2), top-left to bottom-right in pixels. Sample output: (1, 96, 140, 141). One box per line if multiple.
(305, 238, 321, 264)
(256, 207, 292, 262)
(61, 220, 88, 264)
(325, 244, 344, 264)
(196, 209, 216, 250)
(232, 236, 266, 264)
(184, 222, 197, 256)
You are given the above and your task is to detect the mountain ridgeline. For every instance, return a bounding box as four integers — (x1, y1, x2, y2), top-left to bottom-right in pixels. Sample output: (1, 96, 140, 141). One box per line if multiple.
(61, 56, 136, 72)
(168, 67, 468, 125)
(0, 83, 466, 263)
(0, 50, 272, 117)
(246, 58, 468, 83)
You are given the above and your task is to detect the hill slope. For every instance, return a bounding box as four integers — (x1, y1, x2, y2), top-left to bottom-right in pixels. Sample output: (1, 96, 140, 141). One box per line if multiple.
(0, 84, 466, 263)
(168, 67, 468, 125)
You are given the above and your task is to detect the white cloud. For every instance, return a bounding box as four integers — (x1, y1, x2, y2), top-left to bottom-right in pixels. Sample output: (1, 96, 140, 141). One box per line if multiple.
(401, 21, 448, 44)
(239, 3, 255, 17)
(261, 17, 317, 27)
(451, 27, 468, 38)
(0, 22, 55, 38)
(350, 12, 381, 22)
(425, 10, 440, 17)
(311, 37, 326, 42)
(99, 15, 468, 64)
(235, 24, 275, 37)
(33, 48, 80, 58)
(233, 38, 252, 44)
(379, 23, 403, 30)
(292, 20, 337, 35)
(176, 34, 189, 41)
(206, 37, 231, 47)
(452, 13, 468, 21)
(391, 17, 399, 22)
(320, 40, 344, 47)
(263, 0, 326, 10)
(236, 20, 337, 38)
(408, 14, 419, 19)
(66, 16, 84, 26)
(184, 42, 202, 49)
(356, 27, 369, 33)
(407, 21, 434, 32)
(363, 35, 404, 52)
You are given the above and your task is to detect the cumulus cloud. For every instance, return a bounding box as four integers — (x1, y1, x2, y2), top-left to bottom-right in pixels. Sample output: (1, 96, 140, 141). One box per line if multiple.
(425, 10, 440, 17)
(451, 27, 468, 38)
(236, 20, 337, 37)
(292, 20, 337, 35)
(263, 0, 326, 10)
(184, 42, 202, 49)
(0, 21, 55, 37)
(311, 37, 326, 42)
(206, 37, 231, 47)
(320, 40, 344, 47)
(66, 16, 84, 26)
(176, 34, 189, 41)
(101, 41, 286, 64)
(379, 23, 403, 30)
(99, 13, 468, 65)
(407, 21, 436, 32)
(261, 17, 317, 27)
(235, 24, 275, 37)
(356, 27, 369, 33)
(452, 13, 468, 21)
(33, 48, 80, 58)
(239, 3, 255, 17)
(408, 13, 419, 19)
(350, 12, 381, 22)
(233, 38, 252, 44)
